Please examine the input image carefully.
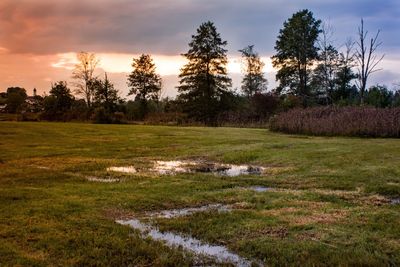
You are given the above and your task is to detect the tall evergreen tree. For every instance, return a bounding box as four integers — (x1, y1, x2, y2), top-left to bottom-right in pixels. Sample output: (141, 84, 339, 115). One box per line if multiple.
(239, 45, 268, 97)
(272, 9, 321, 106)
(177, 21, 232, 125)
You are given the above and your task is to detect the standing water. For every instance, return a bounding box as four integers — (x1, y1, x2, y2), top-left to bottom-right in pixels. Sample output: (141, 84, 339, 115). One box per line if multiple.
(116, 218, 254, 267)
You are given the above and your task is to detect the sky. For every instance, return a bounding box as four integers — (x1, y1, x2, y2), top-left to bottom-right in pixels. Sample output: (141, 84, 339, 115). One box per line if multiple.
(0, 0, 399, 98)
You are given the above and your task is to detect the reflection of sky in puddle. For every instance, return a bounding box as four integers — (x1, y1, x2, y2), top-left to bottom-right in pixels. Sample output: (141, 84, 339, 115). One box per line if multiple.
(391, 198, 400, 205)
(152, 161, 265, 177)
(146, 204, 231, 219)
(116, 218, 252, 267)
(248, 186, 271, 192)
(86, 176, 119, 183)
(107, 166, 137, 174)
(153, 160, 196, 174)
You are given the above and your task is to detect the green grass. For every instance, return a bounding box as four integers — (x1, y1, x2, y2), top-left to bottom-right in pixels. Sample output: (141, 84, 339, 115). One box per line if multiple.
(1, 121, 399, 266)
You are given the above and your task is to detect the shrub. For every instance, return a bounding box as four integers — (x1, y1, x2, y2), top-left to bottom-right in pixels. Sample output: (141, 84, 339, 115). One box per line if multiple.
(269, 106, 400, 137)
(92, 107, 112, 124)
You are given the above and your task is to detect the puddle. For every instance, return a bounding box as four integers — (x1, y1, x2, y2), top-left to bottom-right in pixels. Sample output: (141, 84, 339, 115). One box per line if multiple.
(107, 166, 137, 174)
(391, 198, 400, 205)
(153, 160, 195, 174)
(248, 186, 271, 192)
(146, 204, 231, 219)
(32, 165, 51, 170)
(86, 176, 120, 183)
(106, 161, 265, 177)
(153, 160, 265, 177)
(116, 218, 253, 267)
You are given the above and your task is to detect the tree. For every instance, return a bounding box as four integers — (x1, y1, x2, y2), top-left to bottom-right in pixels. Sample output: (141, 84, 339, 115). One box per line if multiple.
(355, 19, 384, 104)
(311, 22, 341, 103)
(72, 52, 99, 108)
(239, 45, 268, 97)
(127, 54, 162, 117)
(272, 9, 321, 106)
(365, 85, 393, 108)
(334, 39, 358, 103)
(177, 21, 232, 124)
(49, 81, 74, 111)
(392, 89, 400, 107)
(43, 81, 74, 120)
(6, 87, 27, 113)
(312, 45, 340, 103)
(93, 73, 120, 113)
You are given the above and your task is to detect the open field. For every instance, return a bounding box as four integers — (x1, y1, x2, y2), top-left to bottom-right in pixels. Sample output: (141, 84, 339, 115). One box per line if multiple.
(1, 122, 400, 266)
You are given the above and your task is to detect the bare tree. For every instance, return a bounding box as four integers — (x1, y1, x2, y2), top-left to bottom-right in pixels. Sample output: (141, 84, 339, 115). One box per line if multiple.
(355, 19, 384, 104)
(72, 52, 100, 107)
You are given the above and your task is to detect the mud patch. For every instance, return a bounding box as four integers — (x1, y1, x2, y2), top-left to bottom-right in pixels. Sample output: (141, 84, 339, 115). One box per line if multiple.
(116, 218, 254, 266)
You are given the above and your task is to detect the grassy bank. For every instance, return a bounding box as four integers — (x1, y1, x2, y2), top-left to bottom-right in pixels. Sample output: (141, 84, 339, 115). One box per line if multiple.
(1, 122, 399, 266)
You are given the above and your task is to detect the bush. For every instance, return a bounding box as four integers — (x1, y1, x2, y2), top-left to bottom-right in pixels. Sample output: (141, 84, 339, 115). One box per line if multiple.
(91, 107, 127, 124)
(144, 112, 189, 125)
(270, 106, 400, 137)
(92, 107, 112, 124)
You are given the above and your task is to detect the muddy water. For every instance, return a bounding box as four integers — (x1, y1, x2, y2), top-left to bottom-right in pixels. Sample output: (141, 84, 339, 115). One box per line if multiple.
(116, 218, 253, 267)
(146, 204, 231, 219)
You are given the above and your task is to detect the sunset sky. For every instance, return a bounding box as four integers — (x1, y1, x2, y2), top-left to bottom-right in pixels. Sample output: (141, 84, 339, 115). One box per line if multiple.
(0, 0, 399, 98)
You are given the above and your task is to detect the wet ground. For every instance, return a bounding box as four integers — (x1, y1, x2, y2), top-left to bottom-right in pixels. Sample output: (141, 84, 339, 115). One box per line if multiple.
(108, 160, 266, 177)
(145, 204, 231, 219)
(248, 186, 271, 192)
(391, 198, 400, 205)
(116, 203, 259, 266)
(107, 166, 137, 174)
(116, 218, 253, 267)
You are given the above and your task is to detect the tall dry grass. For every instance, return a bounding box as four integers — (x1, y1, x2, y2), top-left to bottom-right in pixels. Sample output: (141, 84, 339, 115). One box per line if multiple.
(270, 106, 400, 137)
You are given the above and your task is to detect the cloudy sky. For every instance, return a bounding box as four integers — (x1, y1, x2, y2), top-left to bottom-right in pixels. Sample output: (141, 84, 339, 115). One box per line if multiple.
(0, 0, 399, 98)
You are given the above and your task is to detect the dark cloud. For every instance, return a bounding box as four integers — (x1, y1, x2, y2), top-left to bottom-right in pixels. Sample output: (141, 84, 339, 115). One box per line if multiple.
(1, 0, 399, 56)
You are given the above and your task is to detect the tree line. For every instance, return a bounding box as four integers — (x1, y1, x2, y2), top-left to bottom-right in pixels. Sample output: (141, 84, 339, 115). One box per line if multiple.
(1, 9, 399, 125)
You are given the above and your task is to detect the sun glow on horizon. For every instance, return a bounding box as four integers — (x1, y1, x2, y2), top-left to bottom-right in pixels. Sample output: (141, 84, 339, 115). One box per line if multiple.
(51, 53, 275, 77)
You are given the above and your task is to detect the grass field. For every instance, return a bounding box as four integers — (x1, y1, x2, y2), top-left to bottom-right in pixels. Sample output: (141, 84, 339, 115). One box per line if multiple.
(1, 122, 400, 266)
